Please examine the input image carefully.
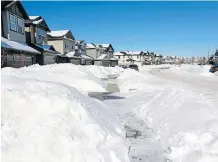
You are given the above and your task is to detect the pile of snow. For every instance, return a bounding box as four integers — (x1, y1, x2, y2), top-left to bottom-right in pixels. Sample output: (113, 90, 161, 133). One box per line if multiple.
(1, 75, 130, 162)
(117, 69, 151, 92)
(1, 64, 107, 92)
(88, 66, 123, 79)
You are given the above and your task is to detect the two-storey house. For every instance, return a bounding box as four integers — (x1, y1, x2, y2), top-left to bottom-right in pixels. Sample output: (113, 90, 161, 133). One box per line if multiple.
(75, 40, 94, 65)
(25, 16, 59, 65)
(86, 43, 117, 67)
(47, 30, 81, 65)
(1, 0, 40, 68)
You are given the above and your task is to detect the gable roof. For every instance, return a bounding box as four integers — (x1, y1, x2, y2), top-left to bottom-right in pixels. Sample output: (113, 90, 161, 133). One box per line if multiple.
(1, 0, 29, 20)
(86, 43, 96, 49)
(97, 44, 114, 51)
(114, 52, 124, 56)
(27, 16, 50, 32)
(48, 30, 69, 37)
(96, 54, 109, 60)
(47, 30, 75, 40)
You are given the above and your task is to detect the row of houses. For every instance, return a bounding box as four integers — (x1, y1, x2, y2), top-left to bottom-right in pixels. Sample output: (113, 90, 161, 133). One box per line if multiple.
(114, 51, 162, 65)
(1, 0, 118, 68)
(113, 51, 213, 65)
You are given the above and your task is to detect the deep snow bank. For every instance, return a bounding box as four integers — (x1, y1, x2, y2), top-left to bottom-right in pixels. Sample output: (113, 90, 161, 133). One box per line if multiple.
(88, 66, 123, 79)
(134, 65, 218, 162)
(1, 75, 129, 162)
(1, 64, 107, 92)
(117, 69, 151, 92)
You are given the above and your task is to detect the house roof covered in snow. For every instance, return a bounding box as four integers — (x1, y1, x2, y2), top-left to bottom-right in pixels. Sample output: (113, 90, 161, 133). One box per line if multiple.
(81, 55, 94, 60)
(27, 16, 50, 32)
(96, 54, 109, 60)
(114, 52, 124, 56)
(86, 43, 96, 49)
(1, 37, 40, 54)
(122, 51, 143, 55)
(47, 30, 75, 40)
(48, 30, 69, 37)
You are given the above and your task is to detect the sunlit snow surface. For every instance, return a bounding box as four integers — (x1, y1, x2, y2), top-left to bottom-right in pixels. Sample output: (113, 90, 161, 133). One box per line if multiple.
(2, 64, 218, 162)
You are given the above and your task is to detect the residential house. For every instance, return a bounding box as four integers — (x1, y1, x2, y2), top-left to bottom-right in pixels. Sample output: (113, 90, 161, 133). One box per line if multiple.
(47, 30, 81, 65)
(114, 52, 130, 65)
(163, 56, 175, 64)
(1, 0, 40, 68)
(86, 43, 117, 67)
(75, 40, 94, 65)
(25, 16, 59, 65)
(154, 54, 163, 65)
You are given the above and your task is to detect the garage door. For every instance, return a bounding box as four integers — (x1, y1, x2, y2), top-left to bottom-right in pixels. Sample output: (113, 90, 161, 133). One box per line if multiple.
(44, 55, 56, 65)
(102, 61, 110, 67)
(70, 59, 81, 65)
(86, 60, 93, 65)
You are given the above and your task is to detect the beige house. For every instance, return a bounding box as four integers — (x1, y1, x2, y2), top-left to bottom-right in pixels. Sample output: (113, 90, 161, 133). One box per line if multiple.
(47, 30, 75, 54)
(47, 30, 82, 65)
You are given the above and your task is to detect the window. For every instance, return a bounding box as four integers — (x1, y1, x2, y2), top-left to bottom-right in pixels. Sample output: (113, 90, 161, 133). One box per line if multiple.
(118, 56, 120, 59)
(137, 55, 139, 58)
(17, 17, 24, 34)
(65, 44, 68, 48)
(9, 14, 16, 31)
(37, 28, 46, 44)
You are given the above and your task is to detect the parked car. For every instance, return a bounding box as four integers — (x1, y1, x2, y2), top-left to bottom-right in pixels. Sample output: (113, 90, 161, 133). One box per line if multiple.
(129, 64, 139, 71)
(209, 64, 218, 73)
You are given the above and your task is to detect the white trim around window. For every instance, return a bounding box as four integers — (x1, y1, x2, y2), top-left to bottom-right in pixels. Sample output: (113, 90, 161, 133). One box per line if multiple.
(9, 13, 16, 32)
(17, 17, 24, 34)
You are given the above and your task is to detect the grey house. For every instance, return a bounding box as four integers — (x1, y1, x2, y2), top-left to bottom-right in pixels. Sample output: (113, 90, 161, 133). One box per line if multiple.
(25, 16, 60, 65)
(86, 43, 117, 67)
(1, 0, 40, 68)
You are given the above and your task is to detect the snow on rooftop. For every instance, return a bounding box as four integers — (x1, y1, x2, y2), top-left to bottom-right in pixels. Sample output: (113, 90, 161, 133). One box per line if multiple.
(48, 30, 69, 37)
(97, 54, 108, 60)
(86, 43, 96, 49)
(33, 19, 43, 25)
(1, 37, 40, 54)
(29, 16, 40, 20)
(81, 54, 93, 60)
(101, 44, 110, 48)
(114, 52, 124, 56)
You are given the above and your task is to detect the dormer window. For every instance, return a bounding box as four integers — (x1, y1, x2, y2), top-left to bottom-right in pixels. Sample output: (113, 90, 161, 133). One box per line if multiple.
(17, 17, 24, 34)
(9, 14, 16, 32)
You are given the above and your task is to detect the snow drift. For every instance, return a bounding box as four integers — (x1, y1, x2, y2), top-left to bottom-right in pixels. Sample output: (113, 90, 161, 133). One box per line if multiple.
(1, 64, 107, 92)
(1, 74, 130, 162)
(117, 69, 151, 92)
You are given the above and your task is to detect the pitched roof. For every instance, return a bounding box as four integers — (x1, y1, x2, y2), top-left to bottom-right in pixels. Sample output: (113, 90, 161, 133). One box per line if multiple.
(2, 1, 29, 20)
(114, 52, 124, 56)
(86, 43, 96, 49)
(48, 30, 70, 37)
(81, 54, 93, 60)
(29, 16, 40, 20)
(27, 16, 50, 31)
(1, 37, 40, 54)
(97, 54, 108, 60)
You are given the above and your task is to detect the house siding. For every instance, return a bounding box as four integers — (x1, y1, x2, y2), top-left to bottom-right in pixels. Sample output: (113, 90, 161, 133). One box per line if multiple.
(63, 38, 75, 54)
(47, 40, 64, 54)
(4, 10, 26, 43)
(86, 49, 98, 59)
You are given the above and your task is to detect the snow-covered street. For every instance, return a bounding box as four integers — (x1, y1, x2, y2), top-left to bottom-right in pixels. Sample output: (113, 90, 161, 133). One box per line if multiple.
(1, 64, 218, 162)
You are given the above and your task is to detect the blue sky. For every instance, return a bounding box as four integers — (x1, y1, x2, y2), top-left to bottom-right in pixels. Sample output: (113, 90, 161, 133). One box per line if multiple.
(23, 1, 218, 56)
